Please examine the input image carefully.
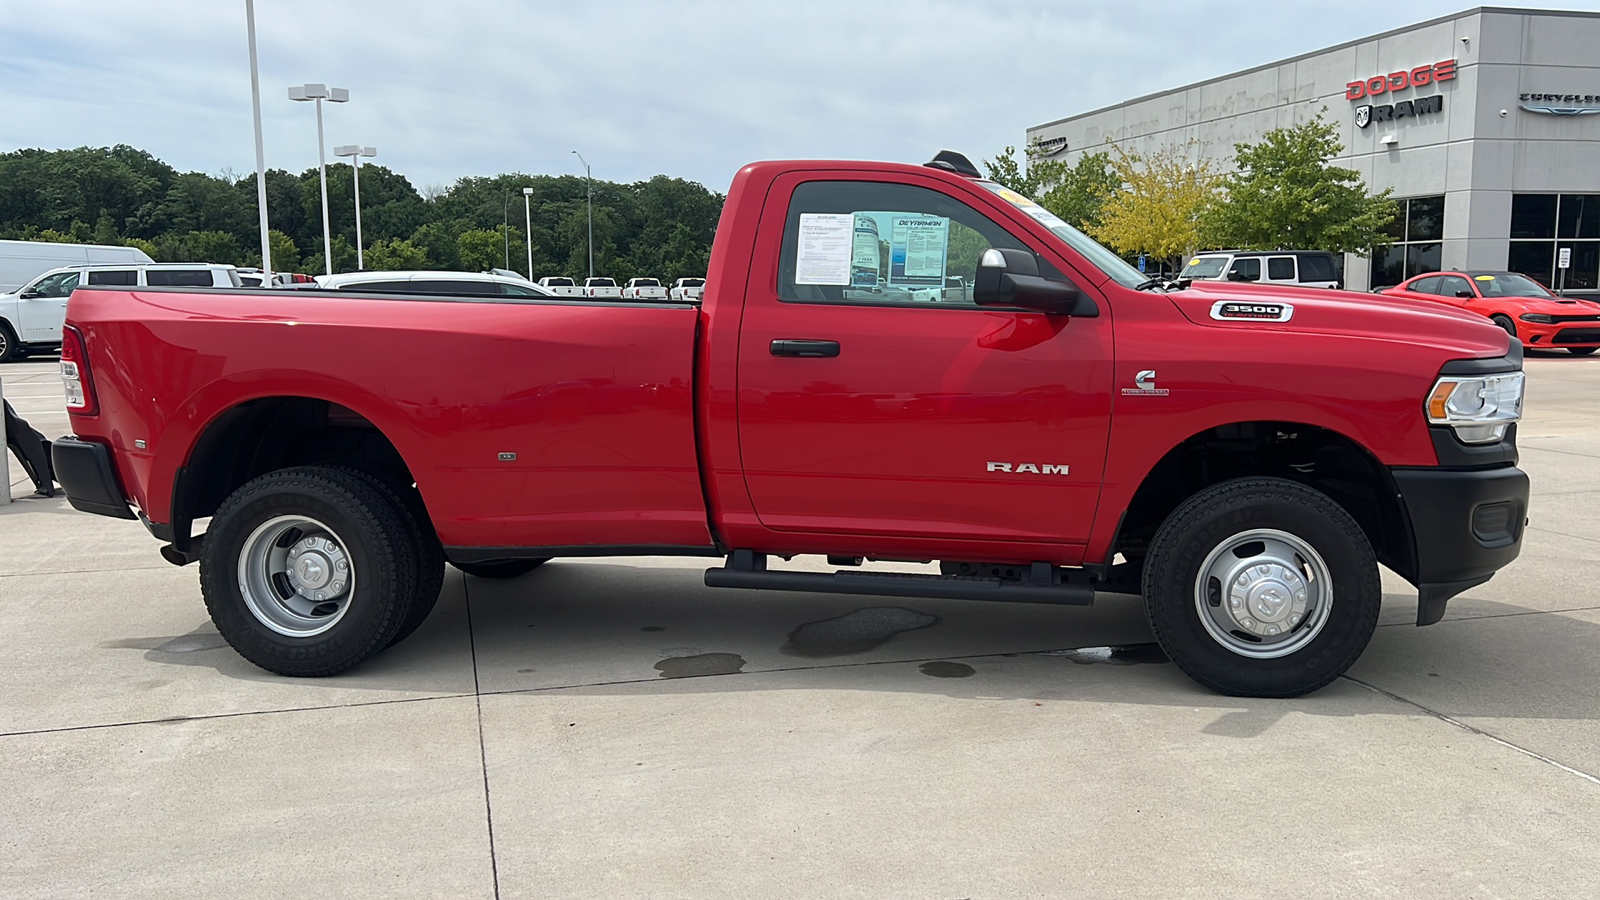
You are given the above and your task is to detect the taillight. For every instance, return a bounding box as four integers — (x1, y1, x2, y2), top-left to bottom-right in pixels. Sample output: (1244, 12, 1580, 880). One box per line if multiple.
(60, 324, 97, 415)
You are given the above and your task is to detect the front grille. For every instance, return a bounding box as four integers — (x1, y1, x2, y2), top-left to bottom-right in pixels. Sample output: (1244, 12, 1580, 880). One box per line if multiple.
(1551, 314, 1600, 323)
(1554, 328, 1600, 344)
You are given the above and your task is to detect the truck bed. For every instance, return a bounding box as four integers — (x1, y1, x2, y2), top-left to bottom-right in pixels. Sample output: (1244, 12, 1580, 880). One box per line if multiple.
(66, 286, 714, 550)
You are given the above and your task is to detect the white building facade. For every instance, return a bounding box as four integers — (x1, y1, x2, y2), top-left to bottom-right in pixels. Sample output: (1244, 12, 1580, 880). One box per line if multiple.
(1026, 6, 1600, 293)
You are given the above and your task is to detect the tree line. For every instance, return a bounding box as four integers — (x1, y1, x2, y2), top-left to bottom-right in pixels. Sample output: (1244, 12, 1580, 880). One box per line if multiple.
(984, 114, 1396, 272)
(0, 145, 724, 282)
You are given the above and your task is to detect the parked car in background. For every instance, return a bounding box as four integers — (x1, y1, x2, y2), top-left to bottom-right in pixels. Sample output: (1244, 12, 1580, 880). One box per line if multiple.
(669, 277, 706, 301)
(582, 277, 621, 299)
(1, 263, 239, 362)
(622, 277, 668, 301)
(0, 239, 152, 294)
(1379, 270, 1600, 355)
(314, 270, 555, 296)
(1180, 250, 1342, 289)
(538, 276, 582, 297)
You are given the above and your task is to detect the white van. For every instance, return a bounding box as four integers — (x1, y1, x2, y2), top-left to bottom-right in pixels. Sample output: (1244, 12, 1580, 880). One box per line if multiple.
(0, 263, 239, 362)
(0, 240, 153, 293)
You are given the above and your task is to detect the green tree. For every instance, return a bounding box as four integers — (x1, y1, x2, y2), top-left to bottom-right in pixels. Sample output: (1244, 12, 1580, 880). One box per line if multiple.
(982, 145, 1066, 197)
(1038, 152, 1118, 232)
(155, 230, 246, 264)
(1091, 142, 1221, 267)
(456, 227, 519, 272)
(364, 238, 430, 271)
(1205, 114, 1395, 254)
(268, 230, 300, 272)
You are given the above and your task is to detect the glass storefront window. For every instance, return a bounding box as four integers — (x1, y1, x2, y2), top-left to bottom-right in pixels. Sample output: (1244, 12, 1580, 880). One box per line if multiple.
(1558, 195, 1600, 239)
(1508, 241, 1555, 287)
(1408, 197, 1445, 242)
(1405, 243, 1442, 279)
(1511, 195, 1557, 239)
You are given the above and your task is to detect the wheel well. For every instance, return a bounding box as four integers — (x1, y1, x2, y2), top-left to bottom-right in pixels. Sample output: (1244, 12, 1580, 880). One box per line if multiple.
(170, 397, 415, 550)
(1113, 422, 1416, 583)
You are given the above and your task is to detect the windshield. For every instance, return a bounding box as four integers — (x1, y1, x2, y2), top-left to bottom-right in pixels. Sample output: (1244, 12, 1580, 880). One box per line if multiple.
(978, 181, 1147, 288)
(1181, 256, 1230, 279)
(683, 278, 704, 287)
(544, 277, 574, 286)
(1473, 273, 1555, 298)
(588, 278, 615, 286)
(634, 279, 660, 287)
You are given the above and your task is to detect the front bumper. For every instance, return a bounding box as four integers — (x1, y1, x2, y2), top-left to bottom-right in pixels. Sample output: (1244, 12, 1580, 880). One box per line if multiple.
(52, 438, 137, 520)
(1392, 464, 1529, 625)
(1518, 322, 1600, 347)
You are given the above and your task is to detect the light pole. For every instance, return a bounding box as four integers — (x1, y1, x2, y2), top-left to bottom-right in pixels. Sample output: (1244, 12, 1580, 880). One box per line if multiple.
(334, 145, 376, 269)
(289, 83, 349, 275)
(522, 187, 534, 278)
(572, 150, 593, 279)
(244, 0, 272, 283)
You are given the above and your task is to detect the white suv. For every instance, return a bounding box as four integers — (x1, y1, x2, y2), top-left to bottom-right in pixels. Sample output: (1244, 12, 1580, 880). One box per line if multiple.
(0, 263, 240, 362)
(1179, 251, 1342, 289)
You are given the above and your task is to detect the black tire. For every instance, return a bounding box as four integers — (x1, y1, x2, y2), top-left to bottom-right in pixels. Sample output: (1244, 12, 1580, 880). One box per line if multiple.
(0, 322, 19, 363)
(325, 466, 445, 648)
(199, 466, 420, 676)
(450, 558, 548, 579)
(1569, 346, 1598, 356)
(1490, 314, 1519, 342)
(1142, 477, 1381, 698)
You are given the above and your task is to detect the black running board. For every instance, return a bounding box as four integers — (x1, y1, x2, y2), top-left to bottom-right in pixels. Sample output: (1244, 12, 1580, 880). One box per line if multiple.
(704, 551, 1095, 606)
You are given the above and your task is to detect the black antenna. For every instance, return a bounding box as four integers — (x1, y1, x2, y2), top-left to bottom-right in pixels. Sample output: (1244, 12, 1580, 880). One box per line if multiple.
(924, 150, 982, 178)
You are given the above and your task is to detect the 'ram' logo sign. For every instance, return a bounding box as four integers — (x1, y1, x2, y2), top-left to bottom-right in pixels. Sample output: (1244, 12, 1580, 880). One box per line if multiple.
(987, 462, 1069, 475)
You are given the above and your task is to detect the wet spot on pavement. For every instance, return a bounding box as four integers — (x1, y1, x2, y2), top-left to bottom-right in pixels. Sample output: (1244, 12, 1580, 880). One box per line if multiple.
(782, 607, 939, 657)
(1047, 644, 1169, 666)
(919, 661, 975, 678)
(654, 652, 747, 678)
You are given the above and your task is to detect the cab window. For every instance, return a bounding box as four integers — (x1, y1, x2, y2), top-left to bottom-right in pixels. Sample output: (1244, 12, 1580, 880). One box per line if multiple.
(88, 270, 137, 286)
(146, 269, 214, 287)
(1437, 275, 1473, 298)
(1409, 276, 1443, 295)
(29, 271, 81, 297)
(1229, 258, 1261, 281)
(778, 180, 1057, 306)
(1267, 257, 1295, 280)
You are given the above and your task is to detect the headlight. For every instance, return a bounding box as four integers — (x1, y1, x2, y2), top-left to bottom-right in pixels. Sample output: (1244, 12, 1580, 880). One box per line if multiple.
(1426, 372, 1524, 443)
(1519, 313, 1555, 324)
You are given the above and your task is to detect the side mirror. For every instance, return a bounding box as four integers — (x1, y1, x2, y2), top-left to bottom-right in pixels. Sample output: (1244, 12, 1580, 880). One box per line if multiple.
(19, 289, 40, 299)
(972, 248, 1096, 316)
(1226, 269, 1258, 283)
(1455, 289, 1475, 298)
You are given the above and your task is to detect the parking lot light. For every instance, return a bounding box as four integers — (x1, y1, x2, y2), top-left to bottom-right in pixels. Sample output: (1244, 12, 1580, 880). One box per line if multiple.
(290, 84, 350, 275)
(522, 187, 534, 278)
(334, 145, 377, 270)
(572, 151, 593, 279)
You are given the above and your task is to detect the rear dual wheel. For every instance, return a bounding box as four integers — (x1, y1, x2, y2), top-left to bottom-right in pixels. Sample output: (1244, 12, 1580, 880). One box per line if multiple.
(200, 466, 436, 676)
(1142, 477, 1381, 698)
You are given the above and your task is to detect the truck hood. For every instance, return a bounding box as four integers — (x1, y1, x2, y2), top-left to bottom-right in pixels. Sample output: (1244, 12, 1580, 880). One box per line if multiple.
(1167, 281, 1510, 359)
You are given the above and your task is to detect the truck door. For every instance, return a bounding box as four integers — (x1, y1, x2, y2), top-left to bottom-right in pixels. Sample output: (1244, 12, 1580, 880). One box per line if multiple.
(17, 270, 79, 342)
(735, 175, 1113, 545)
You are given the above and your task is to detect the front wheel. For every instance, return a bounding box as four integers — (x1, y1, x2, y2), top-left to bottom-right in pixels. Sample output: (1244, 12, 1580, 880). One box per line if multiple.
(1569, 346, 1598, 356)
(0, 322, 19, 363)
(1490, 314, 1519, 343)
(1142, 477, 1380, 698)
(199, 466, 421, 676)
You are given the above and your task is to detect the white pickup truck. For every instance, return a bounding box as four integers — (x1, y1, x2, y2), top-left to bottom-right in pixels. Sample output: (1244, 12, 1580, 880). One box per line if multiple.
(669, 277, 706, 301)
(1, 263, 238, 362)
(537, 276, 582, 297)
(582, 277, 621, 299)
(622, 277, 668, 301)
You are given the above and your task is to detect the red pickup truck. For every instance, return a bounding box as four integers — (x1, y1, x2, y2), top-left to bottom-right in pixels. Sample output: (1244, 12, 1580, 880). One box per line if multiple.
(52, 151, 1529, 697)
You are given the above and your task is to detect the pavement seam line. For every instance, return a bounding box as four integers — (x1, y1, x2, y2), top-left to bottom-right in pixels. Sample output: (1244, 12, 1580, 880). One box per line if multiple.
(0, 692, 475, 738)
(1343, 675, 1600, 788)
(1526, 525, 1600, 546)
(1376, 603, 1600, 628)
(462, 573, 502, 900)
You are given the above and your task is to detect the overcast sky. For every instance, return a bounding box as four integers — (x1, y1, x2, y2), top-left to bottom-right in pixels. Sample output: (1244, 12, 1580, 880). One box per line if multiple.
(5, 1, 1600, 193)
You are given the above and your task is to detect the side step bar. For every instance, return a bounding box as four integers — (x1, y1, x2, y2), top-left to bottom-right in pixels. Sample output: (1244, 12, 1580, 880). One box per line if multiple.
(704, 550, 1096, 606)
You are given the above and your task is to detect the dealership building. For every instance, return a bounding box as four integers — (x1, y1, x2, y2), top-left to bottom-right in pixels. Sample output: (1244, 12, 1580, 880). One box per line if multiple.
(1027, 6, 1600, 292)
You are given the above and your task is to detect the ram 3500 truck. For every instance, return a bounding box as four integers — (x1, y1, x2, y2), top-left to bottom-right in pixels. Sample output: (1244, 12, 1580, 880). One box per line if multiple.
(52, 152, 1529, 697)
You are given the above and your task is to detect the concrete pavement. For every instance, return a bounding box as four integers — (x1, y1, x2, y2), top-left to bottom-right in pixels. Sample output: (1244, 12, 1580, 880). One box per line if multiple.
(2, 352, 1598, 899)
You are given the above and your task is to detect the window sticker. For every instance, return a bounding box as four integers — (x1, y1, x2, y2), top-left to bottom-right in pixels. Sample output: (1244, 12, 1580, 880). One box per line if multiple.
(889, 215, 949, 286)
(1475, 275, 1496, 281)
(795, 213, 854, 285)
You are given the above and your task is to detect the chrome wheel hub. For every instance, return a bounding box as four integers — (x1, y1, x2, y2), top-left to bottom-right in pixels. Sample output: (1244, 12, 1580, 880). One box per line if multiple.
(238, 516, 357, 638)
(1195, 529, 1332, 659)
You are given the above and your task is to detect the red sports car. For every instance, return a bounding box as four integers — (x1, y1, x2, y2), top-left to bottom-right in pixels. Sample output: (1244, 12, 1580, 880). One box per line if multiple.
(1379, 270, 1600, 355)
